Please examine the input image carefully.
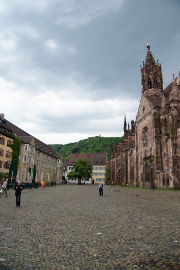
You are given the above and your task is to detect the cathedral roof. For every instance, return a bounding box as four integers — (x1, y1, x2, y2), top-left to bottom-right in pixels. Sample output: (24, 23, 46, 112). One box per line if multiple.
(164, 82, 173, 98)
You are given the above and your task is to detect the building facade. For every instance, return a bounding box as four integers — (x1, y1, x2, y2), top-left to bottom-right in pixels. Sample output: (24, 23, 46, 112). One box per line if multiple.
(2, 117, 63, 184)
(109, 45, 180, 188)
(0, 114, 13, 175)
(65, 153, 107, 184)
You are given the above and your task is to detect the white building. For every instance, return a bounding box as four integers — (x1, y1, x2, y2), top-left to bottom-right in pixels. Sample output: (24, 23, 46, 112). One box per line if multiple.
(65, 153, 107, 184)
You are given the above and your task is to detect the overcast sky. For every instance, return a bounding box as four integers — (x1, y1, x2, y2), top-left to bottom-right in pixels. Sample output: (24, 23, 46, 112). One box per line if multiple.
(0, 0, 179, 144)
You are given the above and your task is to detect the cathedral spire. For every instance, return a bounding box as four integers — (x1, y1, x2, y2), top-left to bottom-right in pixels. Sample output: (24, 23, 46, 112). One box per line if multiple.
(145, 43, 156, 66)
(141, 44, 163, 93)
(123, 115, 127, 134)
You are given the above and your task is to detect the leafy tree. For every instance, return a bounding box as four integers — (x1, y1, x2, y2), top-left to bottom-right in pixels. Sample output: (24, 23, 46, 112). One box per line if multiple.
(8, 135, 22, 182)
(68, 158, 92, 185)
(67, 171, 78, 180)
(32, 164, 36, 186)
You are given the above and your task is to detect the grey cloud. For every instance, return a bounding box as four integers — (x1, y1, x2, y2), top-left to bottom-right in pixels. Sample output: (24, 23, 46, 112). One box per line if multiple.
(0, 0, 179, 143)
(36, 115, 121, 134)
(1, 0, 179, 98)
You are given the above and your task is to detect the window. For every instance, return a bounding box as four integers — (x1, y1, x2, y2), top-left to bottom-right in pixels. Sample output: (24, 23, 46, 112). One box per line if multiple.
(5, 151, 11, 158)
(7, 140, 12, 146)
(142, 127, 148, 147)
(0, 137, 5, 145)
(4, 161, 10, 169)
(29, 146, 35, 152)
(0, 149, 4, 157)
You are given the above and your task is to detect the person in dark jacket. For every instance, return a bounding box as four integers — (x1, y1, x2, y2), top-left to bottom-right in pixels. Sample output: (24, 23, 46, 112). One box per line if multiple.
(14, 181, 23, 207)
(98, 183, 103, 196)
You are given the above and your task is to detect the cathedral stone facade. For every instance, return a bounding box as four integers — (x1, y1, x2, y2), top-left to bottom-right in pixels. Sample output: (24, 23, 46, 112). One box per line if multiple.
(109, 45, 180, 188)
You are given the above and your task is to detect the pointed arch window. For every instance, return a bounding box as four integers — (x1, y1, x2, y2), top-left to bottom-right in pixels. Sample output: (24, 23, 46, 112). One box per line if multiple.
(148, 77, 152, 89)
(142, 127, 148, 147)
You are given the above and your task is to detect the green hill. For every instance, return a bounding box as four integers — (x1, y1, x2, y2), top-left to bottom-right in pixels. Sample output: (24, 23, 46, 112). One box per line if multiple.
(50, 136, 123, 161)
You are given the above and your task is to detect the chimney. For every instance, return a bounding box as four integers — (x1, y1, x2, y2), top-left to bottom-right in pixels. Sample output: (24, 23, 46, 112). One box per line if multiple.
(0, 113, 5, 120)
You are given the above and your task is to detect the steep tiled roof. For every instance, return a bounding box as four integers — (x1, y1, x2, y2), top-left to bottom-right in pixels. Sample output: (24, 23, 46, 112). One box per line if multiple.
(4, 119, 60, 159)
(0, 117, 13, 139)
(66, 153, 107, 166)
(21, 136, 34, 144)
(164, 82, 173, 98)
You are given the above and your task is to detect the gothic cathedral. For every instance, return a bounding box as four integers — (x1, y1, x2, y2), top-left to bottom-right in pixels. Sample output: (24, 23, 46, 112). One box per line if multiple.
(109, 45, 180, 188)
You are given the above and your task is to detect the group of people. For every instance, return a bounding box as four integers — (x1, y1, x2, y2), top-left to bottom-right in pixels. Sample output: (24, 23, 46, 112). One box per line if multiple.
(1, 178, 105, 206)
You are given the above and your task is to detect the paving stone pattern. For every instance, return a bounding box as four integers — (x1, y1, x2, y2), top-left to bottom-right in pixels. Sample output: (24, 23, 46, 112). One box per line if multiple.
(0, 185, 180, 270)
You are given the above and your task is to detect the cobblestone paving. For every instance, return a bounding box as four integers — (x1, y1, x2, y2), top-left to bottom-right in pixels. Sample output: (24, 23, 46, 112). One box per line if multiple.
(0, 185, 180, 270)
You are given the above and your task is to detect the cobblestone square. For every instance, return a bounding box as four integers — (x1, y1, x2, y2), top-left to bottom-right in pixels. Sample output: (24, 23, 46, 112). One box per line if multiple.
(0, 185, 180, 270)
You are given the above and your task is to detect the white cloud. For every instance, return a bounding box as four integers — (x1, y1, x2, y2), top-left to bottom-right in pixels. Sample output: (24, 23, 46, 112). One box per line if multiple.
(0, 32, 18, 51)
(0, 76, 138, 144)
(44, 39, 77, 55)
(45, 39, 58, 50)
(36, 132, 94, 144)
(0, 2, 9, 14)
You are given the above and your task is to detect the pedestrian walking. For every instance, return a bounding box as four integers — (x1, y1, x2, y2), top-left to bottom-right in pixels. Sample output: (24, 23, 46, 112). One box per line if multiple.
(41, 180, 45, 188)
(14, 181, 23, 207)
(101, 184, 104, 196)
(99, 183, 103, 196)
(1, 179, 8, 197)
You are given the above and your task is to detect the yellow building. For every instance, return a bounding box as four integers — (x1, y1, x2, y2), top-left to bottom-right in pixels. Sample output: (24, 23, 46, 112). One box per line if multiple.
(0, 114, 13, 175)
(92, 165, 106, 184)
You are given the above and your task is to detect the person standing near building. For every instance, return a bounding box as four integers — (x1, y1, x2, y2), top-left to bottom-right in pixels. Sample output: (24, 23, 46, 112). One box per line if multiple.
(14, 181, 23, 207)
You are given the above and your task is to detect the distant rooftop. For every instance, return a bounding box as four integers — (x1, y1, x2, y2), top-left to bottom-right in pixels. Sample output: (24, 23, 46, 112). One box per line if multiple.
(66, 153, 107, 166)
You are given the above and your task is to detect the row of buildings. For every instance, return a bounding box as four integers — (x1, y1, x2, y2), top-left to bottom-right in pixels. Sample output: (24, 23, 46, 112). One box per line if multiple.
(0, 114, 63, 184)
(108, 45, 180, 189)
(0, 113, 107, 185)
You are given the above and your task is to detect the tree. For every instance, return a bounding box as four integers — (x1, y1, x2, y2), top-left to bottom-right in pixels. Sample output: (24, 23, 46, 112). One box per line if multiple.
(8, 135, 21, 184)
(32, 164, 36, 187)
(67, 158, 92, 185)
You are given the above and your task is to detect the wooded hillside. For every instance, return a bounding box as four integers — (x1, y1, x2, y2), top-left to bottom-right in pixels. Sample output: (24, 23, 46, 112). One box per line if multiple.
(50, 136, 123, 160)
